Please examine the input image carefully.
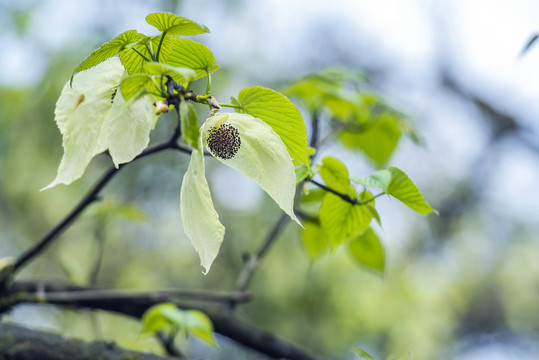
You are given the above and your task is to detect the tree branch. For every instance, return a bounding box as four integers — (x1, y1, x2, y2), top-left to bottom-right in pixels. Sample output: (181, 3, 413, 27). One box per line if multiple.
(0, 323, 175, 360)
(230, 212, 290, 307)
(3, 280, 319, 360)
(13, 141, 181, 274)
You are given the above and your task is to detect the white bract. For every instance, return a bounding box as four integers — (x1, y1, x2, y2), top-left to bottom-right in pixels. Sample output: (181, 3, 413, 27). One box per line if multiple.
(43, 57, 154, 190)
(180, 113, 301, 273)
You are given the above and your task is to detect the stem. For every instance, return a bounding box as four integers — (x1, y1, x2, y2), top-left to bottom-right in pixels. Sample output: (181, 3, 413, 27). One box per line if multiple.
(132, 47, 151, 62)
(309, 179, 357, 204)
(204, 72, 211, 95)
(220, 103, 242, 109)
(155, 31, 168, 62)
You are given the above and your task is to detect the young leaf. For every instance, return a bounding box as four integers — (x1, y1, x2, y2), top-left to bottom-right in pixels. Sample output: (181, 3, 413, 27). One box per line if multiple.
(145, 62, 196, 84)
(349, 228, 385, 272)
(140, 303, 178, 334)
(295, 166, 310, 184)
(146, 13, 210, 36)
(302, 222, 329, 259)
(140, 303, 216, 346)
(71, 30, 145, 82)
(319, 189, 372, 247)
(120, 35, 175, 75)
(44, 57, 154, 190)
(351, 169, 392, 192)
(234, 86, 308, 165)
(120, 74, 159, 102)
(182, 310, 217, 347)
(318, 156, 350, 193)
(386, 167, 438, 215)
(167, 39, 219, 81)
(180, 100, 199, 148)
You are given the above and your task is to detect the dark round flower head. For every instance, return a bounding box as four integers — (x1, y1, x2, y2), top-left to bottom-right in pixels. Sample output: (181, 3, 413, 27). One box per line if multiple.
(207, 123, 241, 159)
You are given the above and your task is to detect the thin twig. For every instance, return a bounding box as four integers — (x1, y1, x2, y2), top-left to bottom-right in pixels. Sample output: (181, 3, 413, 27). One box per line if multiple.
(309, 179, 357, 204)
(229, 213, 289, 310)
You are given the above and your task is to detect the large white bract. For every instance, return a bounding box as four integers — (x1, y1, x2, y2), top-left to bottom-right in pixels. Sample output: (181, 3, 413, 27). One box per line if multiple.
(43, 57, 154, 190)
(181, 113, 300, 273)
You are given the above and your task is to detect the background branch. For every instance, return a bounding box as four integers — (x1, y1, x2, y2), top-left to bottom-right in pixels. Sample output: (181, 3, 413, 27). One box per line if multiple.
(3, 280, 318, 360)
(0, 323, 175, 360)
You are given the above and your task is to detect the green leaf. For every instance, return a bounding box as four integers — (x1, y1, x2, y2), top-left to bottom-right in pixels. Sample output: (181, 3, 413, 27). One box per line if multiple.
(182, 310, 216, 347)
(295, 166, 310, 184)
(140, 303, 178, 334)
(146, 13, 210, 36)
(119, 35, 175, 75)
(167, 39, 219, 81)
(302, 222, 329, 259)
(180, 100, 199, 148)
(84, 200, 148, 222)
(351, 169, 392, 192)
(145, 62, 197, 84)
(72, 30, 145, 82)
(339, 113, 402, 167)
(140, 303, 216, 346)
(318, 156, 350, 193)
(349, 228, 385, 272)
(352, 347, 378, 360)
(234, 86, 308, 165)
(120, 74, 158, 102)
(319, 188, 372, 247)
(386, 167, 437, 215)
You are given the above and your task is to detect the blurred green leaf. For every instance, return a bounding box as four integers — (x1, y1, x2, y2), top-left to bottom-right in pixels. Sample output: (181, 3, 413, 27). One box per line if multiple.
(146, 13, 210, 36)
(72, 30, 145, 82)
(84, 199, 148, 222)
(167, 39, 219, 82)
(295, 166, 310, 184)
(234, 86, 308, 165)
(353, 347, 378, 360)
(339, 113, 402, 168)
(349, 228, 385, 272)
(319, 188, 372, 247)
(352, 169, 392, 192)
(140, 303, 216, 347)
(318, 156, 350, 193)
(180, 100, 199, 148)
(302, 222, 329, 259)
(181, 310, 216, 347)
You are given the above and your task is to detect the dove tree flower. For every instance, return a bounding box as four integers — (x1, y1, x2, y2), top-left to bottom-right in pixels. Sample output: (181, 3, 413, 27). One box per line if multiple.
(181, 112, 301, 273)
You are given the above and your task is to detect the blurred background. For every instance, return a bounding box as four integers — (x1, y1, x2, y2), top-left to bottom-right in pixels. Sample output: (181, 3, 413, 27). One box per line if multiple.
(1, 0, 538, 359)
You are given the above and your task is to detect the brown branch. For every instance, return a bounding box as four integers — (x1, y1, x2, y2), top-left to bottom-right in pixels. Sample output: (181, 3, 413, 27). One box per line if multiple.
(0, 323, 175, 360)
(2, 280, 319, 360)
(231, 212, 290, 304)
